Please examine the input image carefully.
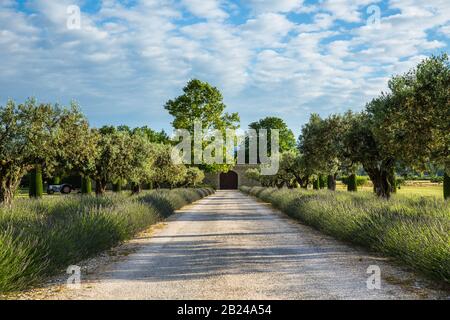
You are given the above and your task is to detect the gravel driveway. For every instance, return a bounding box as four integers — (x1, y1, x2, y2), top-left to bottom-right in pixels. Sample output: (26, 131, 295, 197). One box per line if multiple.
(52, 190, 448, 300)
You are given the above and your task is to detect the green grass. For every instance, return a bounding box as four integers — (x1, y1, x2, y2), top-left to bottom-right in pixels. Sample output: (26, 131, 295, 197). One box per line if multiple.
(0, 188, 214, 293)
(335, 182, 444, 198)
(240, 186, 450, 284)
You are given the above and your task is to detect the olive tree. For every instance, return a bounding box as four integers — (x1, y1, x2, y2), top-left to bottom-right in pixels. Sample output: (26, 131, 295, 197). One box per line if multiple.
(0, 99, 91, 204)
(245, 151, 311, 189)
(127, 133, 155, 194)
(52, 104, 99, 194)
(298, 114, 344, 190)
(340, 112, 396, 198)
(184, 167, 205, 187)
(91, 130, 135, 195)
(151, 144, 187, 188)
(370, 54, 450, 198)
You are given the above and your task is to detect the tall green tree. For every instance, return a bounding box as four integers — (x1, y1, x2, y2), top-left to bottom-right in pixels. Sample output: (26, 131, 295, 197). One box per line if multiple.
(133, 126, 170, 144)
(248, 117, 296, 158)
(165, 79, 240, 173)
(165, 79, 240, 132)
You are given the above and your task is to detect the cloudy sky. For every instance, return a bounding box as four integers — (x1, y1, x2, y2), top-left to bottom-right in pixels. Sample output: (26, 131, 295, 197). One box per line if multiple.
(1, 0, 449, 135)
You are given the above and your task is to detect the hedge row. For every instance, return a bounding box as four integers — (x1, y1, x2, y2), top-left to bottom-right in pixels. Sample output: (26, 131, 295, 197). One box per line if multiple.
(240, 186, 450, 284)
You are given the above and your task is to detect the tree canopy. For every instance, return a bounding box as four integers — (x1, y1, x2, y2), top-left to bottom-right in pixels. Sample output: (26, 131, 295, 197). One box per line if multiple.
(165, 79, 240, 132)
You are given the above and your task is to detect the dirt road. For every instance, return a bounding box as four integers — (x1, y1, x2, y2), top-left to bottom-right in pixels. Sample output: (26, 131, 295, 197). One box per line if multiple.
(52, 190, 447, 300)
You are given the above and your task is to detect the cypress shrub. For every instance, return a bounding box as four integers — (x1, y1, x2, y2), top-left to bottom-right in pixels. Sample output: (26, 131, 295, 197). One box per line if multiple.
(29, 164, 43, 198)
(319, 175, 327, 189)
(112, 182, 122, 192)
(313, 179, 320, 190)
(444, 172, 450, 200)
(347, 174, 357, 192)
(81, 176, 92, 194)
(390, 175, 397, 193)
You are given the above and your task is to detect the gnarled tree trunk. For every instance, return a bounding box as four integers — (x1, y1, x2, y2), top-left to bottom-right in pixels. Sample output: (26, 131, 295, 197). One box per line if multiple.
(0, 174, 22, 206)
(367, 168, 392, 199)
(131, 182, 141, 195)
(0, 186, 14, 206)
(364, 158, 395, 199)
(95, 179, 107, 196)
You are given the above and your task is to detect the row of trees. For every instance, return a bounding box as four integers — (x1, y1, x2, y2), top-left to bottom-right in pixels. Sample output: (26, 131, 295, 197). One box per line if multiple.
(0, 99, 205, 205)
(246, 54, 449, 199)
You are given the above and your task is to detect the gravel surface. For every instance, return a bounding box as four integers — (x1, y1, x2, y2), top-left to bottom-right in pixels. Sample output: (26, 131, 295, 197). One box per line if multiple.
(27, 190, 449, 300)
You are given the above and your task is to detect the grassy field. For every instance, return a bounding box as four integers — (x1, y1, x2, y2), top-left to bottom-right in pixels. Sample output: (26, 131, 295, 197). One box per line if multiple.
(335, 182, 444, 198)
(0, 188, 214, 293)
(241, 186, 450, 284)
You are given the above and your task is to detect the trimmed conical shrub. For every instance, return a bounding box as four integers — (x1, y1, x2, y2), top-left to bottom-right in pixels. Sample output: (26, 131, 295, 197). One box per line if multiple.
(347, 174, 357, 192)
(319, 175, 327, 189)
(444, 172, 450, 200)
(81, 176, 92, 194)
(313, 179, 320, 190)
(29, 164, 43, 198)
(112, 182, 122, 192)
(391, 176, 397, 193)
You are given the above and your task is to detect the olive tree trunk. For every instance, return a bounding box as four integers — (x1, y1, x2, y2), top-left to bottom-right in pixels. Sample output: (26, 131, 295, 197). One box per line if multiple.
(0, 177, 19, 206)
(367, 169, 391, 199)
(95, 179, 107, 196)
(131, 183, 141, 195)
(327, 174, 337, 191)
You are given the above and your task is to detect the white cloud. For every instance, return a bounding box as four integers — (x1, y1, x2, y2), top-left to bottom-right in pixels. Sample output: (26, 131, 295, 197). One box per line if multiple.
(181, 0, 228, 20)
(247, 0, 304, 13)
(0, 0, 448, 133)
(439, 24, 450, 37)
(241, 13, 294, 47)
(319, 0, 378, 23)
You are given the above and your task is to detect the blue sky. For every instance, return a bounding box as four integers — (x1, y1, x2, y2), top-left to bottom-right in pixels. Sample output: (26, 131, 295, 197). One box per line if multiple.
(1, 0, 449, 136)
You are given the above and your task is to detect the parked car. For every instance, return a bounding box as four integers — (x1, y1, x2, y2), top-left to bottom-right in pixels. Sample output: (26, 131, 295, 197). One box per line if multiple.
(47, 184, 74, 195)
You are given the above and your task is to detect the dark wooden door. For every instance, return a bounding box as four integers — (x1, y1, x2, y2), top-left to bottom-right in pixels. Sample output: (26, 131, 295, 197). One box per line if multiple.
(220, 171, 238, 190)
